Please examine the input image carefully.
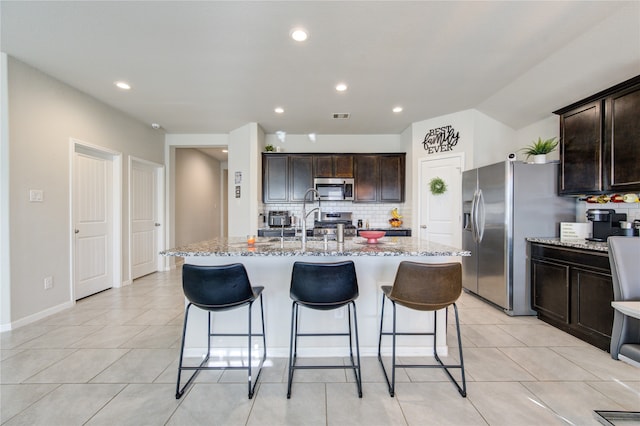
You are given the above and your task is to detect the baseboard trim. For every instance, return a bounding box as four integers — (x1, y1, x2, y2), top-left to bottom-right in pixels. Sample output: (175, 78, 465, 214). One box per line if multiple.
(4, 300, 75, 331)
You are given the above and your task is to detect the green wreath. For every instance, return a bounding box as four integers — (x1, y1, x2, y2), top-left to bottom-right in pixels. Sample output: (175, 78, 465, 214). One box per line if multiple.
(429, 177, 447, 195)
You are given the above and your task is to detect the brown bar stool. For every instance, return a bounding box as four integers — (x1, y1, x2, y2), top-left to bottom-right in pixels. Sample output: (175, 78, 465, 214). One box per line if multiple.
(176, 263, 266, 399)
(377, 261, 466, 397)
(287, 260, 362, 398)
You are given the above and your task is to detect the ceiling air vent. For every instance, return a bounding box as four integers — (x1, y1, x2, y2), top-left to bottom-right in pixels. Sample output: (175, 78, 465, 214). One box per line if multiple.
(332, 113, 350, 119)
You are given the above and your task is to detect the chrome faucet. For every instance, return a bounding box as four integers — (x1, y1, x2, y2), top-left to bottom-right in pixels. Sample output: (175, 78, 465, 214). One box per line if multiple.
(301, 188, 321, 244)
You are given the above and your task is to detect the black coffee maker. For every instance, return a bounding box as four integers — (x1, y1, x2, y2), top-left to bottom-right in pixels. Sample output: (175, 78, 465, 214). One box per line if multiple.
(586, 209, 627, 242)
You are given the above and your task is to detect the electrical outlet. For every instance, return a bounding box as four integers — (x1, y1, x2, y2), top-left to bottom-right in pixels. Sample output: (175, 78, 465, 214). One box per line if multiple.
(44, 276, 53, 290)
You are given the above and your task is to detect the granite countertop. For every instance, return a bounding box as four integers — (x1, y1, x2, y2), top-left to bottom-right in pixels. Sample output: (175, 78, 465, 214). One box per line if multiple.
(527, 237, 609, 252)
(161, 236, 470, 257)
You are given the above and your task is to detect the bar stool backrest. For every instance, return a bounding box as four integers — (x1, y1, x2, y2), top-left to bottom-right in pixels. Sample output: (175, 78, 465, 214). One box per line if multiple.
(182, 263, 255, 310)
(389, 261, 462, 311)
(290, 261, 359, 309)
(608, 237, 640, 301)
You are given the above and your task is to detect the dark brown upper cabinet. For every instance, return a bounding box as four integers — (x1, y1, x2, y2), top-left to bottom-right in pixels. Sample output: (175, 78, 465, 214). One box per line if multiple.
(263, 153, 405, 204)
(313, 155, 354, 178)
(354, 154, 405, 203)
(262, 154, 289, 203)
(288, 155, 314, 202)
(558, 101, 603, 194)
(353, 155, 379, 202)
(605, 82, 640, 191)
(379, 155, 405, 202)
(555, 75, 640, 195)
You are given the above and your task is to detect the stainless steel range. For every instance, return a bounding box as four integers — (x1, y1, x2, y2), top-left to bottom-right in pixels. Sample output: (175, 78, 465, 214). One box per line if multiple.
(313, 212, 357, 238)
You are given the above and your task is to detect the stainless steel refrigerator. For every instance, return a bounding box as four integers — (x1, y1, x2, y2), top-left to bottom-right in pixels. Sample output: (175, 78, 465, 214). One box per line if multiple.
(462, 161, 575, 315)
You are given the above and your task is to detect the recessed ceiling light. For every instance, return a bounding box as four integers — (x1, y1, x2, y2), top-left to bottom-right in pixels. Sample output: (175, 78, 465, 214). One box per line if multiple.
(290, 28, 308, 42)
(274, 107, 284, 114)
(115, 81, 131, 90)
(393, 106, 403, 113)
(335, 83, 348, 92)
(308, 133, 317, 142)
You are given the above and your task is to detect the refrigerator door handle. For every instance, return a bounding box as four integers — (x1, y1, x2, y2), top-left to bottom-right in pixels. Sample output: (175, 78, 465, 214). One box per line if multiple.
(476, 189, 486, 242)
(470, 190, 478, 242)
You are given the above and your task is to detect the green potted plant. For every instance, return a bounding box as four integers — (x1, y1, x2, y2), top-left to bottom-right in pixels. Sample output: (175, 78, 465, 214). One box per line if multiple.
(521, 137, 559, 164)
(264, 144, 274, 152)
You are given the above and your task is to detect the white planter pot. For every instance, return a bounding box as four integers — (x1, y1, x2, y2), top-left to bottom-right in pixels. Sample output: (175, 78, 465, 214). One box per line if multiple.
(533, 154, 547, 164)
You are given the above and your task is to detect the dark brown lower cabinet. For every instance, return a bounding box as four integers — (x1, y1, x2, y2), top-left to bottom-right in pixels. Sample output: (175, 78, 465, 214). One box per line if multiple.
(530, 242, 614, 351)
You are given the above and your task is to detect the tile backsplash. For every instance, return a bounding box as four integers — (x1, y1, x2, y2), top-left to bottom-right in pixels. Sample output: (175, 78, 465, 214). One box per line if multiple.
(260, 201, 410, 229)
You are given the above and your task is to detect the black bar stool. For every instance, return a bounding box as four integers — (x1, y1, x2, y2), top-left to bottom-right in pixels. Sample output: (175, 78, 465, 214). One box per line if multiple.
(176, 263, 266, 399)
(287, 260, 362, 398)
(378, 261, 466, 397)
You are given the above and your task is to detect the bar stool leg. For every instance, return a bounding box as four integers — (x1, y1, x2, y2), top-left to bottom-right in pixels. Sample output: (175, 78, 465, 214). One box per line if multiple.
(247, 293, 267, 399)
(453, 303, 467, 397)
(391, 301, 397, 397)
(176, 304, 211, 399)
(247, 299, 253, 398)
(350, 301, 363, 397)
(377, 294, 399, 397)
(287, 302, 298, 399)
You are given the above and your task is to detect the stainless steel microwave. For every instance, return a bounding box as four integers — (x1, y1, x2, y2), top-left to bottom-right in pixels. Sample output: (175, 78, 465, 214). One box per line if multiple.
(313, 178, 354, 201)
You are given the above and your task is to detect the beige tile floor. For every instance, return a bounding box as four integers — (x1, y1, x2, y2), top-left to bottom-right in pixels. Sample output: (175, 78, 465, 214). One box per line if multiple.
(1, 268, 639, 425)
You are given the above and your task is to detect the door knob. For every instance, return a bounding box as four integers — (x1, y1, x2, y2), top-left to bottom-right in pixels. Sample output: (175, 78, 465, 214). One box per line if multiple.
(74, 229, 79, 234)
(420, 225, 427, 229)
(154, 223, 161, 227)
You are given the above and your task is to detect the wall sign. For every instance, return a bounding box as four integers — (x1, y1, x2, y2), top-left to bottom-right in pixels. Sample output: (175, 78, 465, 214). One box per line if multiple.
(422, 125, 460, 154)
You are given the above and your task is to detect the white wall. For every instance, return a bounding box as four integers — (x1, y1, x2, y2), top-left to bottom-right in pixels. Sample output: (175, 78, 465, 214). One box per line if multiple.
(5, 57, 164, 328)
(175, 149, 222, 246)
(472, 110, 518, 167)
(1, 53, 11, 328)
(228, 123, 262, 237)
(515, 115, 560, 162)
(263, 134, 403, 153)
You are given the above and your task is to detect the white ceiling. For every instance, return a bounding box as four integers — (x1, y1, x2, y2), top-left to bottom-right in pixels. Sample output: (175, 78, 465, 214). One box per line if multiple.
(1, 1, 639, 137)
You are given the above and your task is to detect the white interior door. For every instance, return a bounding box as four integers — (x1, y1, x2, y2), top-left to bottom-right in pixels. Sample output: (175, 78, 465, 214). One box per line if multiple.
(73, 149, 114, 299)
(419, 154, 463, 246)
(131, 159, 161, 279)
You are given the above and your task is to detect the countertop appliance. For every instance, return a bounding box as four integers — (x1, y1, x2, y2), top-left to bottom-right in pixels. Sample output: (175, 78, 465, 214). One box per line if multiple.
(586, 209, 627, 241)
(313, 212, 357, 238)
(268, 210, 291, 227)
(314, 178, 354, 201)
(462, 161, 575, 316)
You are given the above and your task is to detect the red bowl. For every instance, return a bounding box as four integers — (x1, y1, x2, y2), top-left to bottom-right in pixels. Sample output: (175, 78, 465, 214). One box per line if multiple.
(359, 230, 386, 244)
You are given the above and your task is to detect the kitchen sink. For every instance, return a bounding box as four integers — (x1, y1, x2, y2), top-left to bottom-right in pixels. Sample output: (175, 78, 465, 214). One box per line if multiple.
(268, 236, 328, 242)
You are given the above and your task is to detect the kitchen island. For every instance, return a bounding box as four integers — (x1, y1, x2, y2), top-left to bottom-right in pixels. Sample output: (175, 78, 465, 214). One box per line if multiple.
(162, 236, 470, 357)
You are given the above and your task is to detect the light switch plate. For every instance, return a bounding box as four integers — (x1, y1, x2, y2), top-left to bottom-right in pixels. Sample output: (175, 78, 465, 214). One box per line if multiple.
(29, 189, 44, 202)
